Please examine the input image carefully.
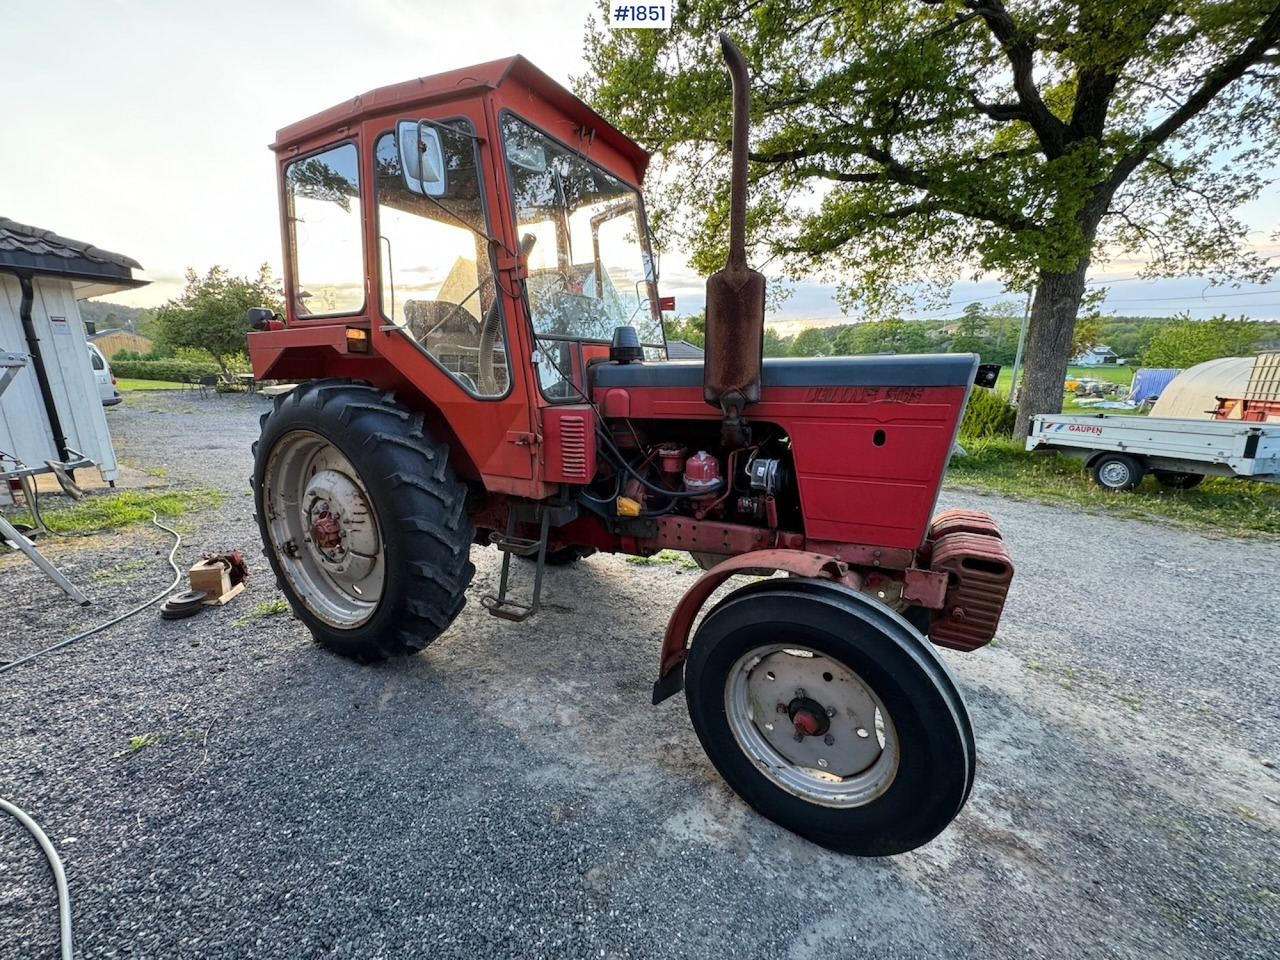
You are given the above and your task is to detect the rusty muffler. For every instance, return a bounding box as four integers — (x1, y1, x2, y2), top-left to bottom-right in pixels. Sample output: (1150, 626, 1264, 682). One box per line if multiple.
(703, 34, 765, 446)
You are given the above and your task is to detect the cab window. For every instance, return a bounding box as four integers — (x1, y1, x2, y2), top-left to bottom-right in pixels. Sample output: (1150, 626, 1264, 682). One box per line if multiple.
(374, 122, 509, 397)
(285, 142, 364, 317)
(501, 113, 663, 398)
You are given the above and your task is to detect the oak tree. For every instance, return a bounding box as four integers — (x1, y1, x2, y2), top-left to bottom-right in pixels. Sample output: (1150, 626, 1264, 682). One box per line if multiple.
(581, 1, 1280, 436)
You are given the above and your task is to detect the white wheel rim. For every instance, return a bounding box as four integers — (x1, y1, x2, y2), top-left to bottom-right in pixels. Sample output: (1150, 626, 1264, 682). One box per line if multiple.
(1099, 460, 1131, 487)
(262, 430, 385, 628)
(724, 644, 899, 807)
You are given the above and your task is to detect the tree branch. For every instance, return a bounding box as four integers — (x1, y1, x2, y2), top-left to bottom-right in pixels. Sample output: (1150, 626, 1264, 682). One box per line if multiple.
(1104, 4, 1280, 195)
(964, 0, 1069, 155)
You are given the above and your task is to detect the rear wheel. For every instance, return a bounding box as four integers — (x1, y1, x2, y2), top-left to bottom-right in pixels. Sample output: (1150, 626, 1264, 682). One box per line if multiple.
(685, 578, 974, 856)
(1091, 452, 1145, 492)
(1153, 470, 1204, 490)
(253, 379, 475, 661)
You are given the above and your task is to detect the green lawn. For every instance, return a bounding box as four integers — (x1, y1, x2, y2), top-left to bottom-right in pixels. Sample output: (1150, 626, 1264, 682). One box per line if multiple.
(948, 439, 1280, 537)
(116, 378, 188, 390)
(994, 362, 1135, 397)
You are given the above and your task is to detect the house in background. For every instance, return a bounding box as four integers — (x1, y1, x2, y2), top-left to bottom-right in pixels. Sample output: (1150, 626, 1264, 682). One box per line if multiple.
(0, 217, 147, 505)
(87, 327, 152, 358)
(666, 339, 704, 360)
(1072, 344, 1120, 365)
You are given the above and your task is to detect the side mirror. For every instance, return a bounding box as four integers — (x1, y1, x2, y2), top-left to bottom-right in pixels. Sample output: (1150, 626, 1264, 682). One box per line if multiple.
(397, 120, 446, 197)
(247, 306, 279, 330)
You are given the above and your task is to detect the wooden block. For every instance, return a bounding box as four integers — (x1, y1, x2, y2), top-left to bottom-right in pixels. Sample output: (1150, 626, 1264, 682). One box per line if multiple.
(201, 580, 246, 606)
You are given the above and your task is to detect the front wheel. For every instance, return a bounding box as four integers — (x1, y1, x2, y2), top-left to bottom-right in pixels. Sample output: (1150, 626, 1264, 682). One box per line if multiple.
(685, 578, 974, 856)
(253, 380, 475, 661)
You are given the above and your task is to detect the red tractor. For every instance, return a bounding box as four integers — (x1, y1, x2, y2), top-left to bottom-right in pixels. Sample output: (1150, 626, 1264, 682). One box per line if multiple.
(246, 38, 1013, 856)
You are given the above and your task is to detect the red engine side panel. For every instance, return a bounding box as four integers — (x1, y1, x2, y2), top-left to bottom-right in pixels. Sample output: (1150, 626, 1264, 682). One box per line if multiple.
(597, 382, 966, 550)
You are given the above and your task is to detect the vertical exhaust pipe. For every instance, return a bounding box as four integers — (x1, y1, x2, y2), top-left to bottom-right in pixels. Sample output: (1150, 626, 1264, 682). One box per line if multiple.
(702, 34, 765, 446)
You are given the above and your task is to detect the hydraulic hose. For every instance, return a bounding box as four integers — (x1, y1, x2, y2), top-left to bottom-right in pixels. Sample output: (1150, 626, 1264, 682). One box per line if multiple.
(0, 513, 182, 675)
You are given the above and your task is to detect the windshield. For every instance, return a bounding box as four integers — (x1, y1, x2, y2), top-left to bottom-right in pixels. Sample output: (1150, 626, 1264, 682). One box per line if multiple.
(501, 114, 662, 349)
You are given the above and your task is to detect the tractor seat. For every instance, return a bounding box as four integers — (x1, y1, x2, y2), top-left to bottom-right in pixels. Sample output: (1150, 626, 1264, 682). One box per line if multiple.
(592, 354, 978, 390)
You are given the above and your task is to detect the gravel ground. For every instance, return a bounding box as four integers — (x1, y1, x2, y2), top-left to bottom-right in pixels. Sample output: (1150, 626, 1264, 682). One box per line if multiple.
(2, 389, 1278, 959)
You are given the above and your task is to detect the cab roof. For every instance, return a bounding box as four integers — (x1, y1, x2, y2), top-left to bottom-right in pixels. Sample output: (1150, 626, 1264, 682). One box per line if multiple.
(271, 55, 649, 178)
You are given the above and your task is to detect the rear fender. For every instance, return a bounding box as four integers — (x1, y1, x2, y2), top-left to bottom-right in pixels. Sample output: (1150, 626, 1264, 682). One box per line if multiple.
(652, 550, 860, 704)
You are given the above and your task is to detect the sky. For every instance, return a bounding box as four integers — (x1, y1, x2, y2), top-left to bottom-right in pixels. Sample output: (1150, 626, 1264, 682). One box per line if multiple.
(3, 0, 1277, 324)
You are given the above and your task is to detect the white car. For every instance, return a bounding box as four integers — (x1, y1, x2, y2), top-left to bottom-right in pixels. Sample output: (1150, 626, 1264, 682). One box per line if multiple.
(87, 342, 122, 406)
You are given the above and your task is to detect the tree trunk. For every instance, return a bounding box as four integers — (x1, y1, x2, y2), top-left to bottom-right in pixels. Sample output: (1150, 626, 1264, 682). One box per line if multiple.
(1013, 261, 1090, 441)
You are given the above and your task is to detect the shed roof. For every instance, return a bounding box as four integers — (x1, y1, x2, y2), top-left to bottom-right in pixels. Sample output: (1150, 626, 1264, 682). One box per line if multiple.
(0, 217, 147, 295)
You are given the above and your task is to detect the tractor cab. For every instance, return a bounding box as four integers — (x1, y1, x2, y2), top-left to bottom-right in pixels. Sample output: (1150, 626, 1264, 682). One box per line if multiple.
(253, 57, 663, 423)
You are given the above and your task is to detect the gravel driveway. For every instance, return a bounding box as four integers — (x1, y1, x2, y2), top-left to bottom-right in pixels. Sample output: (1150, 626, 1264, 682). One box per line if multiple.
(3, 389, 1278, 959)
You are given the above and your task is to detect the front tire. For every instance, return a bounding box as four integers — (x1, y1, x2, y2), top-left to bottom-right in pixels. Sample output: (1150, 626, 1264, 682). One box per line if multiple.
(253, 380, 475, 661)
(685, 578, 974, 856)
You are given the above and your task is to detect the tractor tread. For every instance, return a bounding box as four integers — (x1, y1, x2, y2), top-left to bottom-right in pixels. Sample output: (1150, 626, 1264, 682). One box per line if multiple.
(252, 378, 475, 662)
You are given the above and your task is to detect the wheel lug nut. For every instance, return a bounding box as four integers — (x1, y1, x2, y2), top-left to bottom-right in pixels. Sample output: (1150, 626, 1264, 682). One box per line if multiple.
(824, 734, 835, 746)
(794, 688, 806, 698)
(826, 706, 837, 717)
(793, 733, 804, 743)
(776, 703, 788, 714)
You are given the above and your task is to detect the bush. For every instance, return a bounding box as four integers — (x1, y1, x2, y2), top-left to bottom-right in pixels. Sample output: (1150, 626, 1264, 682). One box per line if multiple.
(110, 358, 220, 382)
(960, 387, 1016, 440)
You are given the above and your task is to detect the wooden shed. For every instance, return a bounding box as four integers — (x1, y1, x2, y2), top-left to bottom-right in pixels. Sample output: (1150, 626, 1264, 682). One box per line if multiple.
(0, 217, 147, 502)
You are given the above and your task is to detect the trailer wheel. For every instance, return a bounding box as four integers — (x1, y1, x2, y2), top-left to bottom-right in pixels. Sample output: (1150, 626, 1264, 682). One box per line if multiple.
(1091, 452, 1145, 492)
(1153, 470, 1204, 490)
(684, 578, 974, 856)
(253, 379, 475, 661)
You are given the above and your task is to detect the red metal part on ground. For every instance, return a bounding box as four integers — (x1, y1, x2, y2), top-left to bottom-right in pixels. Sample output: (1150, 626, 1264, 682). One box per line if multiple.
(658, 551, 860, 681)
(927, 530, 1014, 651)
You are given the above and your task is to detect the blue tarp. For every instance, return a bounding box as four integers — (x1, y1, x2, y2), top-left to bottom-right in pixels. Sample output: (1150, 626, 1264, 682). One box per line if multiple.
(1127, 367, 1180, 404)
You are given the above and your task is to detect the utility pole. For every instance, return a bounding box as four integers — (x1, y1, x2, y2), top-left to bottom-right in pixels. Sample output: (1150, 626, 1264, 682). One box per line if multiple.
(1008, 286, 1035, 403)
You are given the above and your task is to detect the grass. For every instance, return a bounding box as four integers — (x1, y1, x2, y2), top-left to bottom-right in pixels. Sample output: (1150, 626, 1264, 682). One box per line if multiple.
(115, 378, 188, 390)
(994, 363, 1135, 398)
(6, 488, 223, 535)
(249, 599, 289, 619)
(947, 438, 1280, 537)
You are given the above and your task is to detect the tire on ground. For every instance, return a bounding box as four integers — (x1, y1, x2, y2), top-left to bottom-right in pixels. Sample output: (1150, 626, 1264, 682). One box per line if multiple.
(1090, 452, 1145, 492)
(252, 378, 475, 661)
(684, 577, 974, 856)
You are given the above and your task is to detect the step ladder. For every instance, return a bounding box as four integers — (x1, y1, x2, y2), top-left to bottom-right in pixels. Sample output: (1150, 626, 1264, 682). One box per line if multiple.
(480, 493, 582, 622)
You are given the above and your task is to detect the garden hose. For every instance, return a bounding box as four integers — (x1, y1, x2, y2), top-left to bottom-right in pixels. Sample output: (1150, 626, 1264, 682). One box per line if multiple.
(0, 513, 182, 674)
(0, 796, 73, 960)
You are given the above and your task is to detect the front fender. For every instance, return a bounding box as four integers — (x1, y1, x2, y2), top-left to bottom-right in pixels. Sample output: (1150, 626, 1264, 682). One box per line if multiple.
(652, 550, 860, 704)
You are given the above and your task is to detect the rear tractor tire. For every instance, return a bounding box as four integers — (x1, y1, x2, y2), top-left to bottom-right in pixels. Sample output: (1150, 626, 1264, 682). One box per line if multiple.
(684, 578, 975, 856)
(252, 379, 475, 661)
